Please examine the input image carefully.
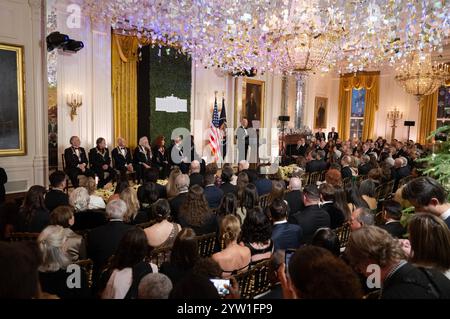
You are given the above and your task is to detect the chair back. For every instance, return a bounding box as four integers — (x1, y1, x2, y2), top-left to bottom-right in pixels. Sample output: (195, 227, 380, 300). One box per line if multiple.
(195, 232, 217, 257)
(74, 259, 94, 288)
(259, 194, 271, 209)
(308, 171, 322, 186)
(233, 259, 272, 299)
(335, 223, 351, 249)
(9, 232, 40, 242)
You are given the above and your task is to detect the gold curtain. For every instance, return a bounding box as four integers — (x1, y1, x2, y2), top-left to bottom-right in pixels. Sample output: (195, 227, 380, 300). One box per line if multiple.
(112, 34, 140, 149)
(337, 72, 380, 141)
(418, 91, 438, 145)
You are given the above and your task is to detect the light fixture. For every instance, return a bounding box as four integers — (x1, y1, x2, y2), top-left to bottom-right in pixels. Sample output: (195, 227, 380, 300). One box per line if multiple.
(395, 52, 450, 100)
(387, 107, 403, 141)
(67, 93, 83, 121)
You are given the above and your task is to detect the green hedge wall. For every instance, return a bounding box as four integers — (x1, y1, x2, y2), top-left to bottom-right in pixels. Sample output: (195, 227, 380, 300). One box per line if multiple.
(149, 47, 191, 143)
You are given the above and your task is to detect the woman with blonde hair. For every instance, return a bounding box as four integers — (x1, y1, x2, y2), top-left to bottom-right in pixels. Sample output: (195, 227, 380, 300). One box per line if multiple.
(70, 187, 107, 231)
(78, 176, 106, 209)
(166, 167, 182, 199)
(120, 187, 149, 224)
(38, 225, 89, 298)
(212, 215, 251, 278)
(408, 213, 450, 279)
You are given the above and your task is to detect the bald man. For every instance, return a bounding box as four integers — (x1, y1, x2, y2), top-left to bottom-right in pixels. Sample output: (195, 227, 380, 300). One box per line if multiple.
(189, 160, 204, 188)
(285, 177, 305, 215)
(112, 137, 134, 173)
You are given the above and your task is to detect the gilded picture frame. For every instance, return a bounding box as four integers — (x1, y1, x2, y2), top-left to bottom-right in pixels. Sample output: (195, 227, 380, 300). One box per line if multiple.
(0, 43, 26, 156)
(242, 78, 265, 128)
(314, 96, 328, 129)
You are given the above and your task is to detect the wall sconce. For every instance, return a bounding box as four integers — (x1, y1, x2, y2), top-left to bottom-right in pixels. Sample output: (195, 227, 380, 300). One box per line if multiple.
(67, 93, 82, 121)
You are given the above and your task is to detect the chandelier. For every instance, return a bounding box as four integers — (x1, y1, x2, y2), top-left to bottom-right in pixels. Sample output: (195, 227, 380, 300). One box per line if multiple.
(82, 0, 450, 75)
(395, 52, 450, 100)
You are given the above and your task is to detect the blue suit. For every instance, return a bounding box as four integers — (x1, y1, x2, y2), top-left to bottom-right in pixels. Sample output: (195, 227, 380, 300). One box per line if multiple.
(204, 185, 224, 209)
(254, 178, 273, 196)
(271, 221, 303, 251)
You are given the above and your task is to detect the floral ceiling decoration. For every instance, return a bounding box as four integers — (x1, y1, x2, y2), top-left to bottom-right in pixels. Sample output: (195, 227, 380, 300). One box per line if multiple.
(83, 0, 450, 76)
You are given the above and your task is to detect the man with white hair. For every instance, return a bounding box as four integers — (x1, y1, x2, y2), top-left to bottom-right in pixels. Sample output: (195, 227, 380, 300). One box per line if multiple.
(238, 160, 250, 172)
(340, 155, 353, 179)
(393, 157, 411, 192)
(189, 160, 204, 187)
(358, 155, 371, 176)
(170, 174, 190, 222)
(112, 137, 133, 173)
(138, 273, 173, 299)
(285, 177, 305, 214)
(87, 199, 133, 282)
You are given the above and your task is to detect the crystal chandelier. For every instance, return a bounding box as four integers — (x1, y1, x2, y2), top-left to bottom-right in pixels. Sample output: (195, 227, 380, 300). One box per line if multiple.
(395, 52, 450, 100)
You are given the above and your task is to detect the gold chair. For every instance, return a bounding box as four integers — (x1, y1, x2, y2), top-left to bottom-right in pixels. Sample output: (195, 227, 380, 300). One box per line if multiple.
(61, 154, 74, 194)
(74, 259, 94, 288)
(259, 194, 271, 209)
(335, 223, 351, 249)
(308, 171, 322, 186)
(9, 232, 40, 242)
(233, 259, 272, 299)
(196, 232, 217, 257)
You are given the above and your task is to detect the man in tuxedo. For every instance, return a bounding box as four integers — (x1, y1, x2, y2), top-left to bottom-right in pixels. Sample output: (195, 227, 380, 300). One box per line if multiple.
(358, 155, 372, 176)
(89, 137, 116, 189)
(315, 128, 326, 141)
(44, 170, 69, 212)
(169, 174, 190, 222)
(379, 200, 406, 238)
(64, 136, 94, 187)
(189, 160, 204, 188)
(112, 137, 134, 173)
(87, 199, 133, 283)
(327, 127, 339, 142)
(285, 177, 304, 215)
(292, 137, 307, 158)
(319, 183, 345, 229)
(288, 185, 330, 244)
(169, 136, 189, 174)
(203, 174, 224, 208)
(305, 151, 325, 173)
(236, 117, 250, 162)
(269, 199, 303, 251)
(392, 157, 411, 192)
(340, 155, 353, 179)
(402, 177, 450, 229)
(134, 136, 153, 184)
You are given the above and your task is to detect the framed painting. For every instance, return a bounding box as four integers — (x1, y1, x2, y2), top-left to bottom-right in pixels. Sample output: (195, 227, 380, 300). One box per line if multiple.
(0, 43, 26, 156)
(314, 96, 328, 129)
(242, 78, 265, 128)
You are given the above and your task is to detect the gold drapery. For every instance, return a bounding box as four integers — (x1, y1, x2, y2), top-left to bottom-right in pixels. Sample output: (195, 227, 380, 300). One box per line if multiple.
(418, 91, 438, 145)
(112, 34, 139, 149)
(337, 72, 380, 141)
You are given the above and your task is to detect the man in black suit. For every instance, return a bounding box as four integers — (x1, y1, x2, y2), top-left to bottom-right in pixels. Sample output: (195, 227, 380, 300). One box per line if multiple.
(358, 155, 372, 176)
(340, 155, 353, 179)
(346, 226, 450, 299)
(379, 200, 406, 238)
(0, 167, 7, 204)
(169, 174, 190, 222)
(292, 137, 308, 158)
(64, 136, 94, 187)
(315, 128, 326, 141)
(203, 174, 224, 209)
(134, 136, 153, 184)
(236, 117, 250, 162)
(89, 137, 116, 189)
(288, 185, 330, 244)
(285, 177, 304, 215)
(189, 160, 204, 188)
(402, 176, 450, 229)
(269, 199, 303, 251)
(319, 183, 345, 229)
(305, 151, 326, 173)
(44, 171, 69, 212)
(111, 137, 134, 174)
(392, 157, 411, 192)
(87, 199, 134, 283)
(327, 127, 339, 142)
(220, 165, 237, 195)
(137, 168, 167, 202)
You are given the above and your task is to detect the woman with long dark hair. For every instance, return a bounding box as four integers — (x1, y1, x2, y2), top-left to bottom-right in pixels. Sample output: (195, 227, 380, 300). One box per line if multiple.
(153, 135, 169, 179)
(236, 183, 259, 224)
(16, 185, 49, 233)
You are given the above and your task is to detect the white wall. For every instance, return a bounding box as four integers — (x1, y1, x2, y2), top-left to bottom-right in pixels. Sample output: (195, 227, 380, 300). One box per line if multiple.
(0, 0, 47, 193)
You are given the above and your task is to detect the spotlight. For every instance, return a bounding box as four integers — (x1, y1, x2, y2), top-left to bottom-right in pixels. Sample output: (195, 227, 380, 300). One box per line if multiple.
(46, 32, 69, 52)
(63, 39, 84, 53)
(232, 67, 257, 77)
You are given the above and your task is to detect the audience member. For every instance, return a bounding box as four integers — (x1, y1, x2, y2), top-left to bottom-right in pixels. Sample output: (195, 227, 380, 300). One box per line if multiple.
(45, 171, 69, 212)
(267, 199, 302, 251)
(138, 273, 173, 299)
(379, 200, 406, 238)
(16, 185, 49, 233)
(144, 199, 181, 249)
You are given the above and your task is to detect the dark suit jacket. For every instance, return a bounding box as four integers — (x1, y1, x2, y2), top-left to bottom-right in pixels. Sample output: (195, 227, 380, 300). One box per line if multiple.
(321, 203, 346, 229)
(393, 166, 411, 191)
(254, 178, 273, 196)
(381, 263, 450, 299)
(220, 182, 237, 196)
(204, 186, 224, 208)
(64, 147, 89, 172)
(285, 190, 304, 217)
(152, 147, 169, 168)
(358, 163, 372, 176)
(137, 182, 167, 202)
(88, 148, 112, 172)
(189, 173, 204, 188)
(315, 132, 326, 141)
(341, 166, 353, 179)
(111, 147, 133, 170)
(133, 146, 153, 168)
(44, 189, 69, 212)
(292, 144, 308, 157)
(380, 221, 406, 238)
(170, 192, 189, 222)
(87, 221, 134, 278)
(16, 208, 50, 233)
(0, 167, 7, 204)
(328, 132, 339, 141)
(272, 222, 303, 251)
(306, 160, 327, 173)
(72, 209, 108, 231)
(288, 205, 330, 244)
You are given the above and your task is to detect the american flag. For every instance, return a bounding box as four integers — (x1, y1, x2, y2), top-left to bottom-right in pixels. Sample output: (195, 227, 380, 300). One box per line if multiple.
(209, 97, 221, 161)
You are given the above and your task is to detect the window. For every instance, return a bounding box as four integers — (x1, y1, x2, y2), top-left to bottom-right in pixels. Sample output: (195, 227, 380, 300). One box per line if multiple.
(350, 88, 366, 140)
(436, 85, 450, 141)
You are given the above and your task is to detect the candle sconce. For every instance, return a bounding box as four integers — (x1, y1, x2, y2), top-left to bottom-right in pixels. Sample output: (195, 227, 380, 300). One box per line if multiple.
(67, 93, 82, 121)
